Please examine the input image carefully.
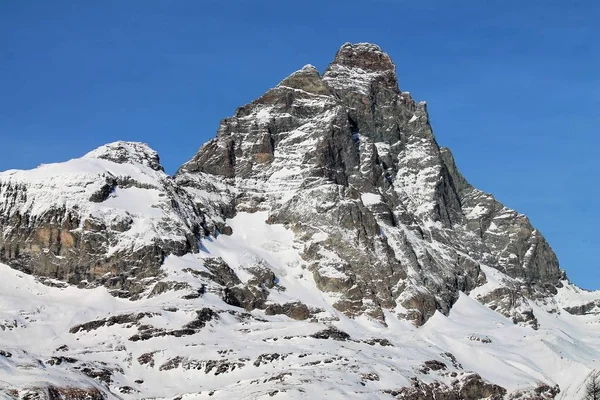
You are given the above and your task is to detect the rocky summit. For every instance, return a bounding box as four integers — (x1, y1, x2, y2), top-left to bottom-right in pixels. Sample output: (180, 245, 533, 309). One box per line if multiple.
(0, 43, 598, 399)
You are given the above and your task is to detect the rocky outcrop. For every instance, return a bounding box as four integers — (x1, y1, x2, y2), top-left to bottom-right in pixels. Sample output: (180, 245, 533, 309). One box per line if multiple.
(0, 142, 210, 298)
(563, 299, 600, 315)
(2, 386, 105, 400)
(265, 301, 311, 320)
(385, 373, 507, 400)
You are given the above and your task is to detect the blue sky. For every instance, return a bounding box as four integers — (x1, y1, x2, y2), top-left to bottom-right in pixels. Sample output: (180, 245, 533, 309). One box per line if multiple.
(1, 1, 598, 288)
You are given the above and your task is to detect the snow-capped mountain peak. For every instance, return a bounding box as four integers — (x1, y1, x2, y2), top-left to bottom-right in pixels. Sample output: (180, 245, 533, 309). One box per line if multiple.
(1, 43, 598, 400)
(83, 141, 164, 172)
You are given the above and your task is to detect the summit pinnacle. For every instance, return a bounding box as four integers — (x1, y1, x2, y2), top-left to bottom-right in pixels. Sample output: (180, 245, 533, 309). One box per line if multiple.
(328, 42, 396, 73)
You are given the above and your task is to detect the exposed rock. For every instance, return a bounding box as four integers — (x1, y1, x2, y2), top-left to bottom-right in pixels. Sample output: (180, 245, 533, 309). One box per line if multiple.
(84, 141, 165, 171)
(477, 287, 539, 329)
(6, 387, 105, 400)
(69, 312, 156, 334)
(310, 327, 351, 341)
(184, 358, 245, 375)
(45, 356, 77, 366)
(137, 352, 157, 367)
(119, 386, 138, 394)
(149, 281, 191, 297)
(246, 264, 277, 288)
(564, 300, 600, 315)
(419, 360, 447, 374)
(222, 286, 268, 311)
(508, 383, 560, 399)
(77, 365, 114, 384)
(265, 302, 311, 320)
(0, 350, 12, 358)
(183, 308, 219, 329)
(441, 352, 463, 370)
(363, 338, 393, 347)
(467, 334, 492, 344)
(202, 257, 242, 287)
(361, 372, 380, 382)
(385, 373, 506, 400)
(253, 353, 289, 367)
(129, 326, 193, 342)
(158, 356, 246, 375)
(159, 356, 184, 371)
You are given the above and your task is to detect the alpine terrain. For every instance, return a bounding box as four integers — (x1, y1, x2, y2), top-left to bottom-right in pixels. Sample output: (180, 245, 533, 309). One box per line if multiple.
(1, 43, 599, 400)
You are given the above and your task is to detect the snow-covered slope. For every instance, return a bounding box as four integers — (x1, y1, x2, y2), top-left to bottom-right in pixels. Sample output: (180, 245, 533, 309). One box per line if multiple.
(1, 43, 600, 399)
(1, 211, 599, 399)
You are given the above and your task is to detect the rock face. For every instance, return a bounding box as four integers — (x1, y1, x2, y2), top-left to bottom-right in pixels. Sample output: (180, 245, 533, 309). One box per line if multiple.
(0, 141, 210, 298)
(177, 42, 564, 325)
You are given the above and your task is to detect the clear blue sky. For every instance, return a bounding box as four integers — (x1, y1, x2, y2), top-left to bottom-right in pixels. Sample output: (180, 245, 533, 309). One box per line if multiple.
(1, 1, 598, 289)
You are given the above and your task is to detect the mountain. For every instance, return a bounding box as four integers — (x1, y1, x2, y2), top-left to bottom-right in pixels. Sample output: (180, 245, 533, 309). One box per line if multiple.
(1, 43, 599, 399)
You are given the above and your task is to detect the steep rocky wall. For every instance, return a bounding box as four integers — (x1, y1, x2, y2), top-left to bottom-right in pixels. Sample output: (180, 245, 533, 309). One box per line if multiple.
(177, 43, 565, 325)
(0, 142, 208, 298)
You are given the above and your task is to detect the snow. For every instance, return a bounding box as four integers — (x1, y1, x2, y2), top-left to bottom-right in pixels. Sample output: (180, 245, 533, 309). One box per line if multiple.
(201, 211, 306, 286)
(2, 209, 600, 398)
(1, 46, 599, 398)
(469, 265, 514, 299)
(102, 186, 165, 217)
(2, 251, 600, 399)
(554, 281, 600, 308)
(361, 193, 382, 206)
(465, 204, 489, 219)
(373, 142, 390, 157)
(255, 107, 272, 125)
